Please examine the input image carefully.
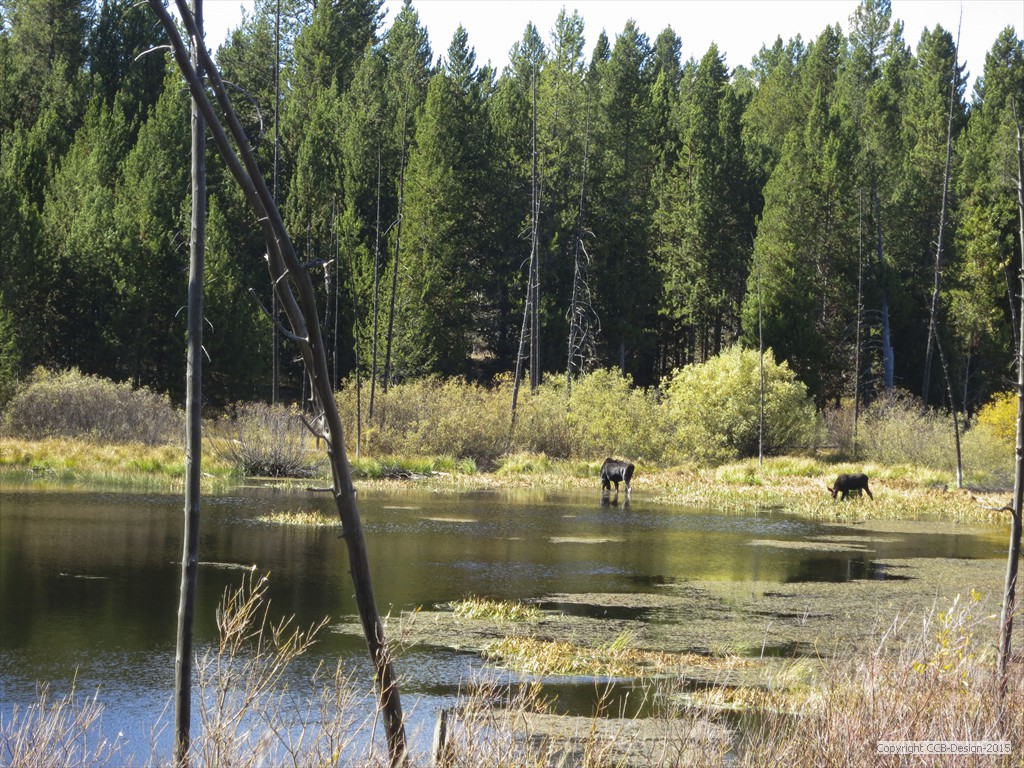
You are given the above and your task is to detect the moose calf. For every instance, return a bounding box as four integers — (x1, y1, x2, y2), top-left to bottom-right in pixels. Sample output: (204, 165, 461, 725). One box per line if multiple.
(828, 472, 873, 501)
(600, 458, 634, 499)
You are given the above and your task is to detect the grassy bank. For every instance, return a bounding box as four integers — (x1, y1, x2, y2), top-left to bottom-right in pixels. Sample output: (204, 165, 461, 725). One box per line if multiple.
(0, 437, 242, 492)
(0, 436, 1013, 524)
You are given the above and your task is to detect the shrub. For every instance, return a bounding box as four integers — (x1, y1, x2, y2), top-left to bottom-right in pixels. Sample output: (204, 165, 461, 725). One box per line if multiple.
(977, 391, 1016, 445)
(857, 390, 960, 470)
(337, 377, 511, 464)
(213, 402, 323, 478)
(662, 346, 818, 463)
(1, 368, 181, 445)
(510, 377, 574, 458)
(563, 369, 670, 463)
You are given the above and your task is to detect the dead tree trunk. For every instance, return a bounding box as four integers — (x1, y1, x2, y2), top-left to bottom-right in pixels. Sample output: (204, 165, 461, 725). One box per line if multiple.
(567, 95, 595, 396)
(512, 63, 542, 424)
(148, 2, 408, 763)
(369, 143, 382, 419)
(383, 90, 410, 398)
(174, 2, 204, 764)
(873, 185, 895, 391)
(998, 113, 1024, 717)
(922, 24, 960, 406)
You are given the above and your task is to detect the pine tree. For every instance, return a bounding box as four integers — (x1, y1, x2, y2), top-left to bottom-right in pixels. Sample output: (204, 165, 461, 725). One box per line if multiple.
(391, 26, 489, 377)
(657, 44, 752, 368)
(589, 21, 659, 382)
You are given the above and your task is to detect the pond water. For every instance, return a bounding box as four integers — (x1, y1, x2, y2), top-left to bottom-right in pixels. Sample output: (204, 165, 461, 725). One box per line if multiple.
(0, 485, 1008, 761)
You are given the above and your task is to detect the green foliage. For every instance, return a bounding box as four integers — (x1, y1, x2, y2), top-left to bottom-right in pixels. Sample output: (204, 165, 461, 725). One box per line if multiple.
(1, 1, 1021, 432)
(338, 377, 511, 463)
(563, 369, 667, 462)
(663, 345, 819, 462)
(0, 299, 20, 408)
(1, 368, 181, 445)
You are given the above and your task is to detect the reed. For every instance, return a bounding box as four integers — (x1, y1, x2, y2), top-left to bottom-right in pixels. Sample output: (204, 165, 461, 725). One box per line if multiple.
(736, 594, 1023, 767)
(451, 596, 543, 623)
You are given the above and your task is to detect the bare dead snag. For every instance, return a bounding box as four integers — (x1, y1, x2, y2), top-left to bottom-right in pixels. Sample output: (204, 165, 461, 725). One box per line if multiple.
(147, 2, 408, 763)
(997, 110, 1024, 723)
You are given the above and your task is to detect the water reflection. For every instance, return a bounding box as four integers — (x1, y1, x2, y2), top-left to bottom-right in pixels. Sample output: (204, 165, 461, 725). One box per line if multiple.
(0, 486, 1007, 760)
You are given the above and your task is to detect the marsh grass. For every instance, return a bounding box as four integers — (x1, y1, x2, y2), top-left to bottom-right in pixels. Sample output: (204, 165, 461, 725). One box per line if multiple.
(736, 594, 1024, 767)
(254, 509, 339, 527)
(0, 681, 130, 766)
(483, 634, 750, 679)
(0, 437, 236, 491)
(189, 572, 386, 767)
(451, 597, 543, 624)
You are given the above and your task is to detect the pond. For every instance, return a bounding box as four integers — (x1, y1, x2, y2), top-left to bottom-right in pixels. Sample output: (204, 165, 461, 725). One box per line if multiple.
(0, 485, 1008, 762)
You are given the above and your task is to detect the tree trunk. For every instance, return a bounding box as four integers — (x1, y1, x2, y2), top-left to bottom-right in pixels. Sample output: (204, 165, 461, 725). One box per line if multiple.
(383, 91, 410, 398)
(369, 144, 382, 419)
(566, 97, 593, 396)
(874, 184, 895, 391)
(148, 3, 408, 762)
(997, 115, 1024, 718)
(174, 2, 204, 764)
(922, 25, 959, 406)
(529, 61, 541, 392)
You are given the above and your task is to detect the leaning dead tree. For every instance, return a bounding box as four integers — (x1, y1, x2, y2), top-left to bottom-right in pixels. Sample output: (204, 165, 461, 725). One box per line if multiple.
(147, 2, 407, 764)
(997, 110, 1024, 718)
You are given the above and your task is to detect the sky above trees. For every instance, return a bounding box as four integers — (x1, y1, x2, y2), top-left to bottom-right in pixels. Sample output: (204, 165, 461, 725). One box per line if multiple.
(197, 0, 1022, 92)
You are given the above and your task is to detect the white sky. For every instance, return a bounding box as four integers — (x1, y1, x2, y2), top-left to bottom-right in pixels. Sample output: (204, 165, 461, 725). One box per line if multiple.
(196, 0, 1022, 94)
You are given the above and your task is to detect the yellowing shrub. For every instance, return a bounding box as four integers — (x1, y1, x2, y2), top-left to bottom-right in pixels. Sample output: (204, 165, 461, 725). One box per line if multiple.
(977, 391, 1017, 445)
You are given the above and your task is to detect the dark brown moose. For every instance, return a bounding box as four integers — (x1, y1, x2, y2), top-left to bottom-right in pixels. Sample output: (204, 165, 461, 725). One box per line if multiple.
(828, 472, 873, 500)
(601, 458, 635, 500)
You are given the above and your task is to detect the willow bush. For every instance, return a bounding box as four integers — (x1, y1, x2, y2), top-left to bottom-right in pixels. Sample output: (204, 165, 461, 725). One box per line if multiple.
(662, 346, 819, 463)
(0, 367, 182, 445)
(337, 357, 826, 467)
(825, 390, 1014, 487)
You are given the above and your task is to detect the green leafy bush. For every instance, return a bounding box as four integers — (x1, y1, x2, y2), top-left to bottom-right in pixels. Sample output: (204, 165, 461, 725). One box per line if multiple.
(858, 390, 957, 469)
(662, 346, 818, 463)
(563, 369, 669, 463)
(337, 377, 511, 464)
(1, 368, 181, 445)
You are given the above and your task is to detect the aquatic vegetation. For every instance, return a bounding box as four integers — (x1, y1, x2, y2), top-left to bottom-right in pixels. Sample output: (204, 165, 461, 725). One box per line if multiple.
(451, 596, 542, 624)
(255, 509, 338, 527)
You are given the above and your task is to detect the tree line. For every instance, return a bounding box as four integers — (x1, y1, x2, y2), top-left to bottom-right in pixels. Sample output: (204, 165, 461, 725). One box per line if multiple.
(1, 0, 1021, 415)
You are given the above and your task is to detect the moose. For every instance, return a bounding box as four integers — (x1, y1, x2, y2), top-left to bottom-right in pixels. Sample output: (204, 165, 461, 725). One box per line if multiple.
(828, 472, 873, 501)
(600, 458, 635, 501)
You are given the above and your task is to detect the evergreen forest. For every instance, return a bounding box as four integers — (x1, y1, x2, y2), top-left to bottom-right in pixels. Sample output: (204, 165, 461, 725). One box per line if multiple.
(1, 0, 1022, 417)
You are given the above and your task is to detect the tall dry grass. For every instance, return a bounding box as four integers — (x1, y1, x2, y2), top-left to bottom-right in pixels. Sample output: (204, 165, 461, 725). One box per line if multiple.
(737, 593, 1023, 767)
